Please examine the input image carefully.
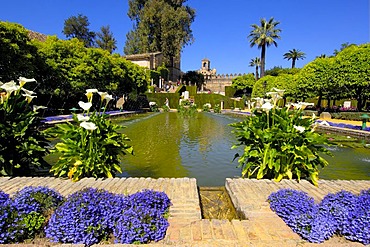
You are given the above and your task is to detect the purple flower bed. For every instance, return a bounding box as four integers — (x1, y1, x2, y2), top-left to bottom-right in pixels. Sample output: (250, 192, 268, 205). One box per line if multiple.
(0, 186, 63, 243)
(268, 189, 370, 244)
(316, 120, 370, 132)
(0, 187, 171, 245)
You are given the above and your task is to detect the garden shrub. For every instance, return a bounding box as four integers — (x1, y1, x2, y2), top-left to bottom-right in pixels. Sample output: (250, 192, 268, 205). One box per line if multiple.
(45, 89, 133, 181)
(0, 77, 50, 176)
(202, 103, 211, 112)
(231, 92, 332, 186)
(269, 189, 370, 245)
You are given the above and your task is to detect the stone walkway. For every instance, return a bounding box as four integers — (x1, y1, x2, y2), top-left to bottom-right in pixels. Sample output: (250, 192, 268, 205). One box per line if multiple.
(0, 177, 369, 246)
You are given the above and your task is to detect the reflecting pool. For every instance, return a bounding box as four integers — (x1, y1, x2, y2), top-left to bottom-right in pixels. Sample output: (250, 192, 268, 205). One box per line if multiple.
(115, 112, 242, 186)
(115, 112, 370, 186)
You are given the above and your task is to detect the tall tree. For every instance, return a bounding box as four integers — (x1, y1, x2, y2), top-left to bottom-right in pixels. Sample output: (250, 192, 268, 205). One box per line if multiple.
(283, 49, 306, 68)
(63, 14, 96, 47)
(249, 57, 260, 80)
(248, 17, 281, 78)
(96, 25, 117, 54)
(124, 0, 195, 67)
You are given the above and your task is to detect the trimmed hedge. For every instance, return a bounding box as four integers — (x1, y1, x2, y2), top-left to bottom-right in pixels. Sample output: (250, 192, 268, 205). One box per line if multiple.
(146, 92, 245, 110)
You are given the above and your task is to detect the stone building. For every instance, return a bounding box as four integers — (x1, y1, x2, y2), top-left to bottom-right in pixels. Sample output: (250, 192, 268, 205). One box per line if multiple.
(198, 58, 243, 94)
(123, 52, 181, 82)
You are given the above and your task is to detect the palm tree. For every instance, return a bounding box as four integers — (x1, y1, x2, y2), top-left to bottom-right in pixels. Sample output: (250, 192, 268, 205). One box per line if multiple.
(248, 17, 281, 78)
(283, 49, 306, 68)
(249, 57, 261, 80)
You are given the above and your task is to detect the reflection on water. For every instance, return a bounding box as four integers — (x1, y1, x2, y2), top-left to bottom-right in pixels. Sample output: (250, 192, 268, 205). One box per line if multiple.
(118, 112, 242, 186)
(117, 112, 370, 185)
(45, 112, 370, 185)
(321, 146, 370, 180)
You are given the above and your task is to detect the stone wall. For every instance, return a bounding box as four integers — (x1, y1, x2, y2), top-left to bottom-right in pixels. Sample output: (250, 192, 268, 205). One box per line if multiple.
(204, 73, 245, 93)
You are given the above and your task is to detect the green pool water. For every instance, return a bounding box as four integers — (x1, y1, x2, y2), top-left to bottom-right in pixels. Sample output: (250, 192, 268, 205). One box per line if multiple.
(113, 112, 370, 186)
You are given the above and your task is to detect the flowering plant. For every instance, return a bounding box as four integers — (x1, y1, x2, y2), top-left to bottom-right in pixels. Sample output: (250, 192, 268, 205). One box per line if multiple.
(45, 188, 171, 245)
(45, 89, 133, 181)
(231, 88, 332, 186)
(269, 189, 370, 244)
(0, 77, 49, 176)
(0, 186, 64, 243)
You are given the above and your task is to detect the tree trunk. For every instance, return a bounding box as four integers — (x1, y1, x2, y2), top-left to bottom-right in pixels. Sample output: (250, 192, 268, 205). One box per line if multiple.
(316, 92, 322, 110)
(356, 89, 363, 111)
(260, 45, 266, 78)
(255, 66, 259, 80)
(292, 59, 296, 69)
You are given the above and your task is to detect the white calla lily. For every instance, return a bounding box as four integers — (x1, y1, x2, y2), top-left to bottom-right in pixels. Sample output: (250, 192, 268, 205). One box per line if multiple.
(77, 114, 90, 122)
(22, 94, 37, 103)
(1, 81, 19, 95)
(261, 102, 273, 112)
(85, 89, 98, 102)
(86, 89, 98, 93)
(33, 105, 47, 112)
(78, 101, 92, 111)
(98, 92, 108, 101)
(104, 94, 113, 104)
(18, 77, 36, 87)
(272, 87, 285, 96)
(21, 88, 36, 95)
(80, 121, 97, 131)
(293, 125, 305, 133)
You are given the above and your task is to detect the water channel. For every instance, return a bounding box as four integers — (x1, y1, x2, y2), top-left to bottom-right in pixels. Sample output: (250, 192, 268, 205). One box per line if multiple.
(114, 112, 370, 186)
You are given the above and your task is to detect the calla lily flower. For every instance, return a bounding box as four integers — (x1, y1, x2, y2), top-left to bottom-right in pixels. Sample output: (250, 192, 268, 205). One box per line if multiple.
(261, 102, 273, 112)
(78, 101, 92, 111)
(77, 114, 90, 122)
(21, 88, 36, 95)
(1, 81, 19, 95)
(18, 77, 36, 87)
(104, 94, 113, 104)
(98, 92, 108, 101)
(86, 89, 98, 93)
(33, 105, 47, 112)
(272, 87, 285, 97)
(80, 121, 97, 131)
(23, 94, 37, 103)
(293, 125, 305, 133)
(297, 102, 314, 110)
(85, 89, 98, 102)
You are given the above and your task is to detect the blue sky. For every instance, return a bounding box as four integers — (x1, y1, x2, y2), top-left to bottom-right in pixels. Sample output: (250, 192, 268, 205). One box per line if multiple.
(1, 0, 369, 75)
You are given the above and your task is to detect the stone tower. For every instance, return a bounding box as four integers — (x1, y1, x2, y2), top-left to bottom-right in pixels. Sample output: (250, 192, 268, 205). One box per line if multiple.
(199, 58, 216, 78)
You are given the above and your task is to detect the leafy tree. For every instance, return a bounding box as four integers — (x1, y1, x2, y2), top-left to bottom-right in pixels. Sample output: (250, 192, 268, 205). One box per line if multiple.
(249, 57, 260, 80)
(283, 49, 306, 68)
(63, 14, 96, 48)
(296, 57, 338, 108)
(248, 17, 281, 78)
(96, 25, 117, 54)
(0, 21, 40, 81)
(182, 71, 204, 89)
(334, 44, 370, 110)
(231, 73, 256, 93)
(124, 0, 195, 67)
